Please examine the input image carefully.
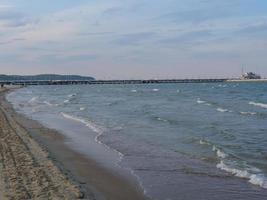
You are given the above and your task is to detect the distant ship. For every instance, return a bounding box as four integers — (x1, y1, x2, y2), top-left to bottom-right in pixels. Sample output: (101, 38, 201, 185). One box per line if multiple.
(241, 72, 261, 80)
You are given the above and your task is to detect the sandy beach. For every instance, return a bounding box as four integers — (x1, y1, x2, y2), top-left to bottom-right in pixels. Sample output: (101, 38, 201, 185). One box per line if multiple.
(0, 87, 147, 200)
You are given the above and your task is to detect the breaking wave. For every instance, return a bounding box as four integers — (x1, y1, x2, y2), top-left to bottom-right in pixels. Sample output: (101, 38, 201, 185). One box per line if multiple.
(68, 93, 76, 97)
(197, 98, 206, 104)
(217, 161, 267, 189)
(216, 108, 230, 113)
(199, 140, 267, 189)
(240, 111, 257, 116)
(249, 101, 267, 109)
(60, 112, 123, 159)
(28, 96, 38, 103)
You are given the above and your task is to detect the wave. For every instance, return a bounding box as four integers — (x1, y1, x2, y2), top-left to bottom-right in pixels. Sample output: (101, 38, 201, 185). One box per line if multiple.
(197, 98, 206, 104)
(209, 143, 267, 189)
(68, 93, 76, 97)
(60, 112, 124, 159)
(156, 117, 168, 123)
(212, 146, 227, 159)
(240, 111, 257, 116)
(199, 139, 211, 146)
(43, 101, 58, 107)
(216, 108, 229, 113)
(196, 98, 212, 106)
(249, 101, 267, 109)
(217, 161, 267, 189)
(28, 96, 38, 103)
(61, 112, 102, 134)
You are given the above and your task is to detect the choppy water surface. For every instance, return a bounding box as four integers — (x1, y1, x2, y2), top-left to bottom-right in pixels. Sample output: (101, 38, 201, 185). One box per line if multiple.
(7, 83, 267, 200)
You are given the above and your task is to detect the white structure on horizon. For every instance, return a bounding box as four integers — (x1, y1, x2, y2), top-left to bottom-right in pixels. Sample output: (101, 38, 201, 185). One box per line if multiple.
(241, 72, 261, 79)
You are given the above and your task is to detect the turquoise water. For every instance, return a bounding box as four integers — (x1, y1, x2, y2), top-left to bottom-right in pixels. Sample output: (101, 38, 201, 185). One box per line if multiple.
(7, 83, 267, 200)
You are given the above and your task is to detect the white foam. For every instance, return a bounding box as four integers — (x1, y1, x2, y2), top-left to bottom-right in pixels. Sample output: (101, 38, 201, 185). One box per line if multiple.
(60, 112, 124, 159)
(212, 146, 227, 159)
(68, 93, 76, 97)
(197, 98, 206, 104)
(79, 107, 85, 111)
(63, 99, 70, 103)
(131, 89, 137, 93)
(199, 139, 211, 146)
(152, 89, 159, 92)
(28, 96, 38, 103)
(216, 108, 228, 113)
(249, 101, 267, 109)
(61, 112, 101, 133)
(157, 117, 168, 122)
(43, 101, 58, 106)
(216, 161, 267, 189)
(240, 111, 257, 116)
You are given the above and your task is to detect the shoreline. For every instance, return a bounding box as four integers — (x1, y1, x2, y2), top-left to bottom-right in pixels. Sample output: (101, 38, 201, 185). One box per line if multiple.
(0, 88, 147, 200)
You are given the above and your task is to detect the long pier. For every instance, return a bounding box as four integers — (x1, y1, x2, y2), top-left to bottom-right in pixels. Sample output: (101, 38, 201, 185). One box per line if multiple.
(0, 79, 227, 86)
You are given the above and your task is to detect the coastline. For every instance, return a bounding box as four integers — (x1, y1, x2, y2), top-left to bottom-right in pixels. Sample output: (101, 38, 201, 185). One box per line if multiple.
(0, 88, 147, 200)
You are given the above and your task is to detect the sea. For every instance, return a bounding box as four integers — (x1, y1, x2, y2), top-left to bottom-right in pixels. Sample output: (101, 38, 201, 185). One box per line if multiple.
(7, 83, 267, 200)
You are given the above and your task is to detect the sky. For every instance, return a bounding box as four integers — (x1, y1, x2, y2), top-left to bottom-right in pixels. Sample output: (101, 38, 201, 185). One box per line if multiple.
(0, 0, 267, 79)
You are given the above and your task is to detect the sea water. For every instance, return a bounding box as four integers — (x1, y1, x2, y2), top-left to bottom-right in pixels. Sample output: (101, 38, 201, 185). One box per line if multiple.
(7, 83, 267, 200)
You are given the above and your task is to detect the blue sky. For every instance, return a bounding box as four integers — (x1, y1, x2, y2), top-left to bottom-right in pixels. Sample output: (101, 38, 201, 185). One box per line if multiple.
(0, 0, 267, 79)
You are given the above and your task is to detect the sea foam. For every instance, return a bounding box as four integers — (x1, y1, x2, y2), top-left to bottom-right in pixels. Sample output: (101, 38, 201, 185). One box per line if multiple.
(197, 98, 206, 104)
(61, 112, 102, 134)
(68, 93, 76, 97)
(60, 112, 124, 159)
(217, 161, 267, 189)
(212, 146, 227, 159)
(249, 101, 267, 109)
(216, 108, 229, 113)
(240, 111, 257, 116)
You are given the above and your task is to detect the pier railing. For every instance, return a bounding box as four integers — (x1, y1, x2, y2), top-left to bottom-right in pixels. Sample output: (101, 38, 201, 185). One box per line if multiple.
(0, 79, 227, 86)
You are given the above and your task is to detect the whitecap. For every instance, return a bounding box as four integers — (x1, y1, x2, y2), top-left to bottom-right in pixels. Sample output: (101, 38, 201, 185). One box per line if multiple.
(157, 117, 168, 122)
(212, 146, 227, 159)
(80, 107, 85, 111)
(199, 139, 211, 146)
(43, 101, 53, 106)
(216, 108, 227, 112)
(63, 99, 70, 103)
(216, 108, 229, 113)
(249, 101, 267, 109)
(240, 111, 257, 116)
(216, 161, 267, 189)
(152, 89, 159, 92)
(131, 89, 137, 93)
(197, 98, 206, 104)
(68, 93, 76, 97)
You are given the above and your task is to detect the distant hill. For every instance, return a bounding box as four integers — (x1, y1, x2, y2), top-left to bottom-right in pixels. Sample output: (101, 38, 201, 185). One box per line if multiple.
(0, 74, 95, 81)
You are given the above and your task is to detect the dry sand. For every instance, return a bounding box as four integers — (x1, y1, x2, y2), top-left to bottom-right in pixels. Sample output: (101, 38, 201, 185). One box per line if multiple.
(0, 87, 148, 200)
(0, 88, 83, 199)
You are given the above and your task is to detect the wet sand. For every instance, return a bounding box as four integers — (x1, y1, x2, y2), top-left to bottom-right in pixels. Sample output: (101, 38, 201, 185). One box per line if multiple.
(0, 88, 147, 200)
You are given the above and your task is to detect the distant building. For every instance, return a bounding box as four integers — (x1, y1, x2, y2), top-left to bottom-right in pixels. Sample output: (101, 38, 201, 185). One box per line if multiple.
(241, 72, 261, 79)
